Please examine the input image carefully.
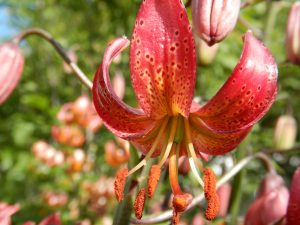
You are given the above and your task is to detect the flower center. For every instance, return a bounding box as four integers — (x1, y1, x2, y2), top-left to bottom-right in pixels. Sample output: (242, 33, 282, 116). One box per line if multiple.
(114, 115, 220, 223)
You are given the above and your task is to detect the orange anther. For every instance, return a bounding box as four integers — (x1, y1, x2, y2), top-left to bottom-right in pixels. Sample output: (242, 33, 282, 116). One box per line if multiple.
(205, 193, 220, 221)
(134, 188, 146, 219)
(203, 167, 217, 200)
(114, 168, 128, 201)
(147, 165, 161, 198)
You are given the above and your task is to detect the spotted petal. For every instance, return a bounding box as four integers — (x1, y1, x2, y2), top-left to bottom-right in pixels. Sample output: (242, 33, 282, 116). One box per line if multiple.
(130, 0, 196, 119)
(189, 116, 250, 155)
(92, 38, 155, 140)
(193, 32, 277, 133)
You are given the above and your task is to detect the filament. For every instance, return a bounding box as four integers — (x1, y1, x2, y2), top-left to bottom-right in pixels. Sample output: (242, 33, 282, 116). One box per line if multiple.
(127, 118, 169, 176)
(158, 116, 179, 167)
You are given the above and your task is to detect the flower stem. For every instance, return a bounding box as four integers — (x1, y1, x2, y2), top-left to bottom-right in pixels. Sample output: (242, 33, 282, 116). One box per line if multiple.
(13, 28, 92, 90)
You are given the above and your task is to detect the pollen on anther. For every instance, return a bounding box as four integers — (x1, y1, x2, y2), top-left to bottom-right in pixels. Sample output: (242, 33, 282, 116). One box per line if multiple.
(203, 167, 217, 200)
(134, 188, 146, 219)
(147, 165, 161, 198)
(114, 168, 128, 201)
(205, 194, 220, 221)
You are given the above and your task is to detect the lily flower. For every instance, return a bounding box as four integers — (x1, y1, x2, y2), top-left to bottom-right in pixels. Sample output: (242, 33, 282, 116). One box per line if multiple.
(92, 0, 277, 222)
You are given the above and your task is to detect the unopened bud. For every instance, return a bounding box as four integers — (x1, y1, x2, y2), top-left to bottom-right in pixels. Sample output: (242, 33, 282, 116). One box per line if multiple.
(286, 167, 300, 225)
(257, 172, 285, 198)
(192, 0, 241, 46)
(217, 183, 231, 217)
(0, 41, 24, 104)
(245, 172, 289, 225)
(286, 2, 300, 64)
(274, 115, 297, 150)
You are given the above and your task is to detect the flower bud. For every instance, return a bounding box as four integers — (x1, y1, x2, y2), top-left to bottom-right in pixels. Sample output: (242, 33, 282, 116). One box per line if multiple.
(0, 41, 24, 104)
(256, 172, 285, 198)
(274, 115, 297, 150)
(286, 2, 300, 64)
(286, 167, 300, 225)
(217, 183, 231, 217)
(197, 38, 219, 66)
(245, 172, 289, 225)
(192, 0, 241, 46)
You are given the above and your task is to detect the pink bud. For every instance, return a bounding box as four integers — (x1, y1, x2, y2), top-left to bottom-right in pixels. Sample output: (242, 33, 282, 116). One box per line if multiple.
(192, 0, 241, 46)
(217, 183, 231, 217)
(245, 172, 289, 225)
(256, 172, 285, 198)
(0, 41, 24, 104)
(286, 2, 300, 64)
(274, 115, 297, 150)
(286, 167, 300, 225)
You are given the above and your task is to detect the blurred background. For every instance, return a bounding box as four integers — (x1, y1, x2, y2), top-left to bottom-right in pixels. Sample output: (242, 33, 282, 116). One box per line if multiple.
(0, 0, 299, 224)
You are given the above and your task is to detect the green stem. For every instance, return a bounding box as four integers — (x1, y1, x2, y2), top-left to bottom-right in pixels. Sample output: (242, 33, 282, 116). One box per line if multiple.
(13, 28, 92, 91)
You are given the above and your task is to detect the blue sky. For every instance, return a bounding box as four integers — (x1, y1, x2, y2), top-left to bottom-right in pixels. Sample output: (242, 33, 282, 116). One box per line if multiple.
(0, 6, 18, 40)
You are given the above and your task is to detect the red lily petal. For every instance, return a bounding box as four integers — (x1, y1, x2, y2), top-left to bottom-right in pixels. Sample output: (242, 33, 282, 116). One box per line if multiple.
(39, 213, 61, 225)
(93, 38, 155, 140)
(0, 42, 24, 104)
(189, 116, 251, 155)
(130, 0, 196, 119)
(286, 167, 300, 225)
(194, 32, 277, 133)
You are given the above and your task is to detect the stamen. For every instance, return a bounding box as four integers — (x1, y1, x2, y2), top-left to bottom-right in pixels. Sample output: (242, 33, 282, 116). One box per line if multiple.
(184, 119, 204, 171)
(203, 168, 217, 200)
(169, 145, 181, 194)
(114, 168, 128, 201)
(158, 116, 179, 167)
(205, 193, 220, 221)
(203, 167, 220, 221)
(127, 118, 169, 176)
(184, 119, 204, 188)
(134, 188, 146, 219)
(147, 165, 161, 198)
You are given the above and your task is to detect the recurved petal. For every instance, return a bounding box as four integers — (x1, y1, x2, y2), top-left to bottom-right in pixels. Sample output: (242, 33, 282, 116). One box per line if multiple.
(130, 0, 196, 119)
(92, 38, 155, 140)
(194, 31, 278, 133)
(286, 167, 300, 225)
(0, 42, 24, 104)
(189, 116, 250, 155)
